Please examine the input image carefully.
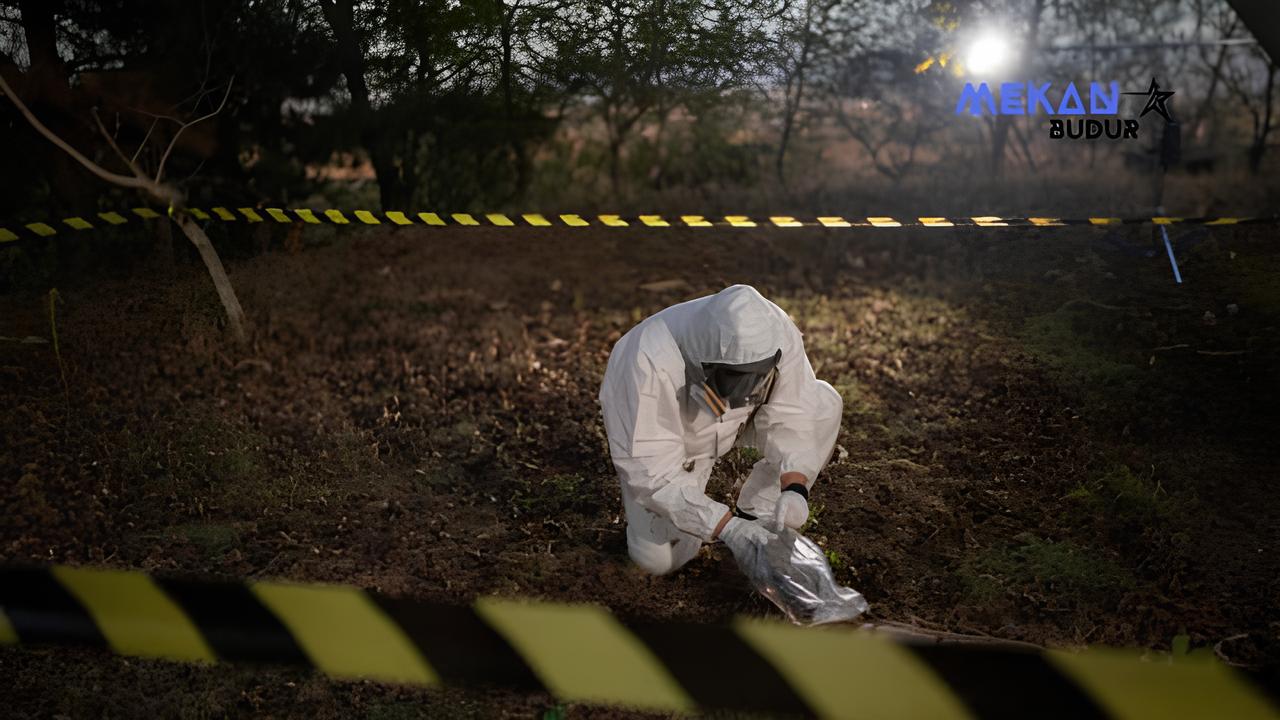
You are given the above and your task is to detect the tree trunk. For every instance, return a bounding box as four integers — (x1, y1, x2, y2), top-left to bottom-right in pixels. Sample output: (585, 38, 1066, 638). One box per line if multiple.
(1248, 63, 1275, 174)
(18, 0, 60, 75)
(991, 0, 1043, 176)
(320, 0, 410, 211)
(608, 134, 622, 199)
(650, 102, 668, 190)
(1011, 118, 1037, 174)
(498, 3, 528, 200)
(174, 214, 247, 344)
(776, 2, 814, 188)
(1193, 27, 1233, 145)
(17, 0, 96, 212)
(988, 116, 1011, 176)
(367, 140, 407, 210)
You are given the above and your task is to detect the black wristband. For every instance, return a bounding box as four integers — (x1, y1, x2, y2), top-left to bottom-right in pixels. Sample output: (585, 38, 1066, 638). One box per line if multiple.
(781, 482, 809, 500)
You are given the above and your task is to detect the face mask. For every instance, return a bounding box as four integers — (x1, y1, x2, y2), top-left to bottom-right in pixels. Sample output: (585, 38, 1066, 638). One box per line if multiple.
(700, 349, 781, 414)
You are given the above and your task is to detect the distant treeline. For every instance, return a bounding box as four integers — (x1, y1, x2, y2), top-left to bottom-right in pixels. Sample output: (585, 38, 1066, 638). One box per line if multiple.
(0, 0, 1275, 218)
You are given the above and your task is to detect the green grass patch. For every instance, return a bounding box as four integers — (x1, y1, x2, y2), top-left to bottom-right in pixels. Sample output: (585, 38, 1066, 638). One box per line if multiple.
(831, 379, 879, 419)
(960, 534, 1134, 604)
(1065, 461, 1195, 528)
(113, 407, 373, 515)
(1019, 307, 1141, 388)
(803, 500, 827, 533)
(1063, 484, 1094, 502)
(512, 472, 589, 516)
(1016, 302, 1159, 419)
(824, 547, 844, 571)
(1227, 252, 1280, 318)
(114, 411, 270, 493)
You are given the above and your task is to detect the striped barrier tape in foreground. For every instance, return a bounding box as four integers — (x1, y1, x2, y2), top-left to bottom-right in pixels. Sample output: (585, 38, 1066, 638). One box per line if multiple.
(1, 207, 1278, 242)
(0, 565, 1275, 719)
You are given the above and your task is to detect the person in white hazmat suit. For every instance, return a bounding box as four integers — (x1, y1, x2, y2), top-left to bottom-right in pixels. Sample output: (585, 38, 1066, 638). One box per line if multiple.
(599, 284, 843, 575)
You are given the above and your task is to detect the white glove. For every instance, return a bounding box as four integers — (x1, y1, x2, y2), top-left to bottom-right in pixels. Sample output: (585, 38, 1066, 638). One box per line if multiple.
(774, 488, 809, 531)
(718, 517, 776, 559)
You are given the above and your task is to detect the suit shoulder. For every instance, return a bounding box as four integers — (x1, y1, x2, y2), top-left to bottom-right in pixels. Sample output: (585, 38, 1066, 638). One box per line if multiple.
(606, 318, 683, 390)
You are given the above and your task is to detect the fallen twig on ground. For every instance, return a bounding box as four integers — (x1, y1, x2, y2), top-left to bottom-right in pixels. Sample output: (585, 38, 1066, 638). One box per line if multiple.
(860, 619, 1047, 651)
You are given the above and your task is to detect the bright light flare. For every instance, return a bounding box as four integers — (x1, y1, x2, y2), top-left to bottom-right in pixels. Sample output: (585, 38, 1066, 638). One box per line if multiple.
(966, 34, 1011, 75)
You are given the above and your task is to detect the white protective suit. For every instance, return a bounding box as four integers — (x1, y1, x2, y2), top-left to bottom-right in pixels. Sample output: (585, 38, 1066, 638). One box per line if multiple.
(599, 285, 843, 575)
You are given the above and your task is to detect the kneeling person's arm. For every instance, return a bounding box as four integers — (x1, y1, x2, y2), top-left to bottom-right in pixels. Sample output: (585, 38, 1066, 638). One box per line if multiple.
(602, 352, 730, 541)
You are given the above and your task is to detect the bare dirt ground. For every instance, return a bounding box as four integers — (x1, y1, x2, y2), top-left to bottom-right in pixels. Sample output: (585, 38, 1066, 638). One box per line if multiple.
(2, 222, 1278, 718)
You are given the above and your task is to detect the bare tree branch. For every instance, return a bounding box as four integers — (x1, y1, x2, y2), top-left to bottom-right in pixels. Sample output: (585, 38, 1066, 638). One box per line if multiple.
(1, 67, 246, 344)
(169, 8, 217, 114)
(0, 71, 177, 202)
(131, 117, 160, 166)
(156, 76, 234, 184)
(128, 107, 187, 125)
(91, 107, 147, 179)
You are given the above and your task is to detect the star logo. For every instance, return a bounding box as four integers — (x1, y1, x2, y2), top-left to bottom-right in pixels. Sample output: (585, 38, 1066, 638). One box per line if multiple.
(1123, 77, 1176, 122)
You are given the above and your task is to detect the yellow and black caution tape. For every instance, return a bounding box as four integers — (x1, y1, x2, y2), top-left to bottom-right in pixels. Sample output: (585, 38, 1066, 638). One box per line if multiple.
(1, 564, 1276, 718)
(2, 206, 1278, 242)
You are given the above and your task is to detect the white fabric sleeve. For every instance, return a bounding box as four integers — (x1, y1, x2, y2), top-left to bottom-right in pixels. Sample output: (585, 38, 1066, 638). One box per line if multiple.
(601, 351, 730, 541)
(753, 325, 838, 484)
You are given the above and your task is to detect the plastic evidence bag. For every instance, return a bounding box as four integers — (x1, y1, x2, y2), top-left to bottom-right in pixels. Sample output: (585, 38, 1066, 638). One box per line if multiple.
(733, 526, 869, 626)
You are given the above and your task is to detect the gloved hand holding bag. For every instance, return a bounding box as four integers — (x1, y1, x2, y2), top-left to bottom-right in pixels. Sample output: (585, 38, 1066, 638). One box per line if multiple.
(719, 517, 868, 626)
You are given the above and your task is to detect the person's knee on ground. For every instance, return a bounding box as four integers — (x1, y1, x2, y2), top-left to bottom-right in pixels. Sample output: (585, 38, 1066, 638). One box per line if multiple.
(814, 380, 843, 468)
(626, 523, 701, 575)
(817, 379, 843, 423)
